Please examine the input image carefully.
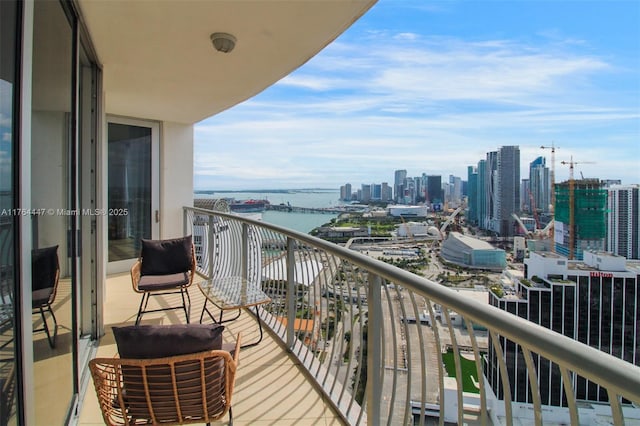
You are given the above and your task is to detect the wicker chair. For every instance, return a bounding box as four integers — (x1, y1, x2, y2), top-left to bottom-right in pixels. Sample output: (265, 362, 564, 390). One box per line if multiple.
(131, 236, 196, 325)
(89, 335, 241, 426)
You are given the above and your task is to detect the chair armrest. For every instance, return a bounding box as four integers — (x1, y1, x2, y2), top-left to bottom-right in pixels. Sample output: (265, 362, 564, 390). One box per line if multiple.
(233, 333, 241, 365)
(188, 244, 197, 285)
(130, 260, 142, 293)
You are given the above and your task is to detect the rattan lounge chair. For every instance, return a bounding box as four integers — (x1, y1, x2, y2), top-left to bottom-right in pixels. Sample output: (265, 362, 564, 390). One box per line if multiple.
(89, 334, 241, 426)
(131, 236, 196, 325)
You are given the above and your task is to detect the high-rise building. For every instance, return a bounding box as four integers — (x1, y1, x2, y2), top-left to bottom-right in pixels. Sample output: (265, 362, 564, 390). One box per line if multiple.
(529, 156, 550, 215)
(371, 183, 382, 201)
(361, 184, 371, 203)
(496, 146, 520, 237)
(426, 175, 443, 207)
(394, 169, 407, 203)
(340, 183, 352, 201)
(415, 176, 425, 203)
(448, 175, 462, 208)
(485, 151, 499, 232)
(487, 250, 639, 406)
(554, 179, 607, 260)
(381, 182, 392, 202)
(476, 160, 488, 228)
(607, 184, 640, 260)
(520, 179, 530, 212)
(467, 166, 478, 225)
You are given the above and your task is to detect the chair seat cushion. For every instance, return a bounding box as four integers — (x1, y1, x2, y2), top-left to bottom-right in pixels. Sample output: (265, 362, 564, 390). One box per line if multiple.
(138, 272, 190, 291)
(113, 323, 225, 359)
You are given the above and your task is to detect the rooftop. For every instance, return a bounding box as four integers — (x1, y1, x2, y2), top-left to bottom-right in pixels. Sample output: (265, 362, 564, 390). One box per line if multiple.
(448, 232, 500, 251)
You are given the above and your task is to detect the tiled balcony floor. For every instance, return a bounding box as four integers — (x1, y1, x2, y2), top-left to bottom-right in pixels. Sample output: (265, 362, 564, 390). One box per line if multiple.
(76, 272, 345, 425)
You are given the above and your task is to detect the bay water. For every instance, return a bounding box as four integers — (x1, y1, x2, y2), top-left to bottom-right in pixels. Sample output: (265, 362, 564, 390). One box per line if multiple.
(194, 189, 344, 234)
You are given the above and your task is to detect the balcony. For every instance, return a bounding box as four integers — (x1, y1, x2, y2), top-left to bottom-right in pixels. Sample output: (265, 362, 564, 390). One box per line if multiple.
(76, 274, 342, 425)
(77, 207, 640, 425)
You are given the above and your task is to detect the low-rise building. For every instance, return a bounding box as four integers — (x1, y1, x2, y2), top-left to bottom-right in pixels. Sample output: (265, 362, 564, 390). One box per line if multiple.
(315, 226, 369, 239)
(440, 232, 506, 270)
(388, 205, 429, 217)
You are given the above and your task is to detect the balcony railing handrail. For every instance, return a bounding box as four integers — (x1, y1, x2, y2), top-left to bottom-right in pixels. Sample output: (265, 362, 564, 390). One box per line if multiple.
(185, 206, 640, 408)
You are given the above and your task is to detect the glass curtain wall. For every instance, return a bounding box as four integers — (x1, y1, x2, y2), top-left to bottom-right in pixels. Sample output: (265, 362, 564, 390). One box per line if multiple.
(31, 1, 75, 423)
(0, 1, 98, 423)
(0, 1, 20, 425)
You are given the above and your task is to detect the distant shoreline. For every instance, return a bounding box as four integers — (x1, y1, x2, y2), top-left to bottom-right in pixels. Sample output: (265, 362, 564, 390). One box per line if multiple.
(194, 188, 338, 194)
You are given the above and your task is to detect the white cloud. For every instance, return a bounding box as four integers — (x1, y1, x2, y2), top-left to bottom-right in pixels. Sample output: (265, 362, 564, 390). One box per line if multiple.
(195, 30, 639, 190)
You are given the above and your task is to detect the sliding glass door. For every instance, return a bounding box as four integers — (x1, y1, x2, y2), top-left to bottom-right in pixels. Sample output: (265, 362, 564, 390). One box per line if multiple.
(107, 118, 159, 273)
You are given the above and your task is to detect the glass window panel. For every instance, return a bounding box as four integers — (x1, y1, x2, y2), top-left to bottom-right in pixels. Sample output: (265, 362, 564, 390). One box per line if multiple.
(0, 1, 19, 424)
(31, 1, 74, 423)
(108, 123, 152, 262)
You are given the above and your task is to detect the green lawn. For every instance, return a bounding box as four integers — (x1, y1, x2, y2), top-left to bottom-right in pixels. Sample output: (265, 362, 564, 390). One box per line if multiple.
(441, 349, 480, 393)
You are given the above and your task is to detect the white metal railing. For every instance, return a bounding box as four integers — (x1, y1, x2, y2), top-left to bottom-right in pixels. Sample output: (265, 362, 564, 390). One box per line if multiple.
(184, 207, 640, 425)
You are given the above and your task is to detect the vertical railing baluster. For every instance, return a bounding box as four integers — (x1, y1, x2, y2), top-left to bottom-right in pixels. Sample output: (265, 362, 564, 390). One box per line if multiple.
(465, 317, 488, 426)
(286, 237, 295, 349)
(241, 223, 248, 281)
(489, 330, 513, 426)
(521, 346, 542, 425)
(367, 273, 382, 424)
(443, 309, 464, 425)
(608, 391, 624, 426)
(207, 214, 215, 279)
(559, 366, 579, 425)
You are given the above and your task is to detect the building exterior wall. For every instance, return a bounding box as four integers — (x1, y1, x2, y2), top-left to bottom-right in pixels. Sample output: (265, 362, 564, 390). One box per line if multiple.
(388, 205, 429, 217)
(440, 232, 506, 270)
(529, 156, 550, 215)
(361, 183, 371, 203)
(160, 121, 194, 238)
(394, 169, 407, 203)
(497, 145, 520, 237)
(427, 175, 443, 206)
(488, 251, 640, 406)
(554, 179, 607, 260)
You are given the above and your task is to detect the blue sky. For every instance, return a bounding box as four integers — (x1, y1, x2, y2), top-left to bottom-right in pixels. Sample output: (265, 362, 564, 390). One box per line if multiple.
(194, 0, 640, 191)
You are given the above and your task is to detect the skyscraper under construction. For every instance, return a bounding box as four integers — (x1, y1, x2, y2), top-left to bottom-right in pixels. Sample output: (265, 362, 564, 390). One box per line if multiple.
(554, 179, 607, 260)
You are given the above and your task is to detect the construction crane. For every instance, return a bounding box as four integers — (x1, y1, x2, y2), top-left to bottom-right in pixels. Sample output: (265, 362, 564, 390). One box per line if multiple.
(541, 142, 559, 250)
(559, 156, 595, 259)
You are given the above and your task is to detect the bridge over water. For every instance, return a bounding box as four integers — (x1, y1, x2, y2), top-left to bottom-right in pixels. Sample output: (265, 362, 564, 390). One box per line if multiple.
(266, 204, 345, 214)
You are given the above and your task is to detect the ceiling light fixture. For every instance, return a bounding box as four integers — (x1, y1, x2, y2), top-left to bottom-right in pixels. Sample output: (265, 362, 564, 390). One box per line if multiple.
(210, 32, 236, 53)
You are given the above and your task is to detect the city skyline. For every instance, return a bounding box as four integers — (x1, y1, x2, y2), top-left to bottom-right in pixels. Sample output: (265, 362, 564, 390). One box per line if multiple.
(194, 0, 640, 190)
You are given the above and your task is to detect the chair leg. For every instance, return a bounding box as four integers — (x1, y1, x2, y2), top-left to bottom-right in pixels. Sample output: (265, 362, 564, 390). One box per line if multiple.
(135, 293, 149, 326)
(180, 287, 191, 324)
(228, 406, 233, 426)
(39, 305, 57, 348)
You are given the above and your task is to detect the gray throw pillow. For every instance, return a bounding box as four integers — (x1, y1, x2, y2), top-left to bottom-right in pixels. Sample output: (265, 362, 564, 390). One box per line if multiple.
(113, 323, 224, 358)
(112, 323, 227, 420)
(140, 235, 193, 276)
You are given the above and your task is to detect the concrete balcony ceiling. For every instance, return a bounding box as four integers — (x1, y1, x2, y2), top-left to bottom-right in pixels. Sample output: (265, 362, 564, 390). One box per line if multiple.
(77, 0, 376, 124)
